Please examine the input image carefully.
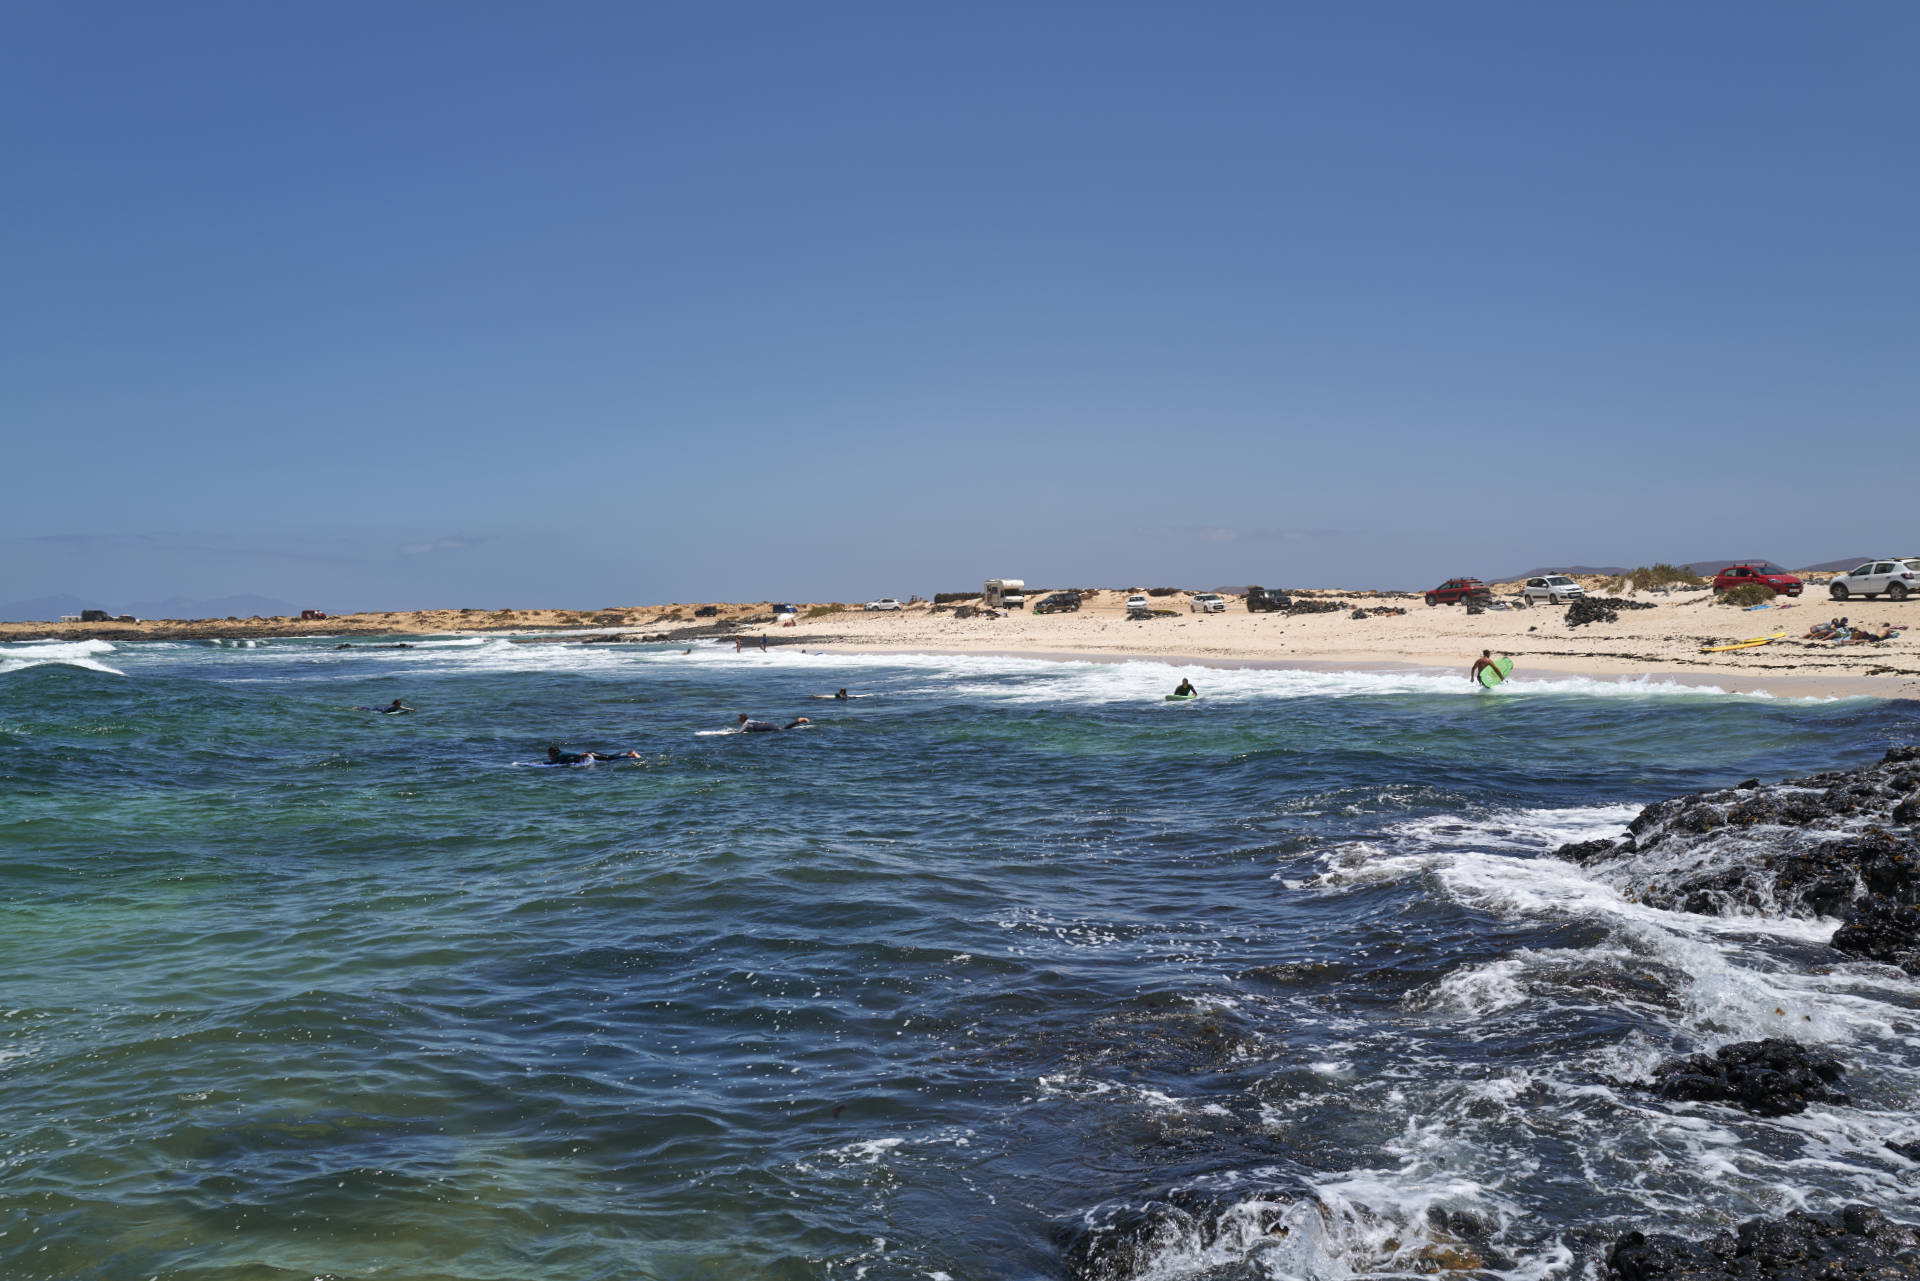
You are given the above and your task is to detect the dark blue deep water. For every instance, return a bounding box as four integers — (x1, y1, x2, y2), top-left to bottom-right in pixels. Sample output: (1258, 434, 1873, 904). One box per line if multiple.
(3, 636, 1917, 1280)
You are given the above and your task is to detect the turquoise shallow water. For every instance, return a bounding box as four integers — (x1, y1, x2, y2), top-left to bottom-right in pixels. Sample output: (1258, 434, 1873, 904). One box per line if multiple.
(2, 636, 1917, 1280)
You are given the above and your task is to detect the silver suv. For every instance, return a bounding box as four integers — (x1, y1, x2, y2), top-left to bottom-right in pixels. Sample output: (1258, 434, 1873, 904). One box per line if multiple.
(1828, 559, 1920, 602)
(1521, 575, 1587, 604)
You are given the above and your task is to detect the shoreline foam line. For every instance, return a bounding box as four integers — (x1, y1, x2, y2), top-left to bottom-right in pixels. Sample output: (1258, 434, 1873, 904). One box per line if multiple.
(801, 645, 1891, 700)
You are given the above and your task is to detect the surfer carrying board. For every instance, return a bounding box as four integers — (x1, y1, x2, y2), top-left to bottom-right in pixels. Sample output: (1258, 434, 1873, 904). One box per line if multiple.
(1469, 651, 1512, 688)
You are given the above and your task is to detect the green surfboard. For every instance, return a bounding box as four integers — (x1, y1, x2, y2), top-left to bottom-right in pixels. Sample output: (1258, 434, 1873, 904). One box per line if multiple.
(1477, 657, 1514, 688)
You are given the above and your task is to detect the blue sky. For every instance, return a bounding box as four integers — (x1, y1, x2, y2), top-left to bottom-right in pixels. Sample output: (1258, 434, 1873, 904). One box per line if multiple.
(5, 2, 1914, 611)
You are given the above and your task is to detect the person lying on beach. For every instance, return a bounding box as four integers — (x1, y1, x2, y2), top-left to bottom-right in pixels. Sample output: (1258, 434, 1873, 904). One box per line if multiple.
(1803, 618, 1848, 640)
(737, 714, 810, 733)
(1173, 678, 1197, 697)
(1840, 624, 1898, 645)
(547, 745, 641, 763)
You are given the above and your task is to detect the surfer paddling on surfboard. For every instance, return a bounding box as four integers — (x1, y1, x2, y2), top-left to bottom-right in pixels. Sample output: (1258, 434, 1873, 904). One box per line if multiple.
(737, 714, 811, 733)
(1172, 678, 1197, 698)
(547, 746, 641, 764)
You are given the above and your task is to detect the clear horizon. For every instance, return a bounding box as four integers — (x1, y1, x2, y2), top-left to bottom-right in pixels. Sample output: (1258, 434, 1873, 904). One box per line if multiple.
(7, 3, 1915, 611)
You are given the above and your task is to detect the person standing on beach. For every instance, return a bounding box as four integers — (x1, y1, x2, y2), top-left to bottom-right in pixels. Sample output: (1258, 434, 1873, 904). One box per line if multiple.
(1469, 651, 1498, 684)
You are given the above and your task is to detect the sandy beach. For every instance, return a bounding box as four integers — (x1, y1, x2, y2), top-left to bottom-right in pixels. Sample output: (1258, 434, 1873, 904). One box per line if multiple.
(9, 582, 1916, 698)
(780, 587, 1920, 699)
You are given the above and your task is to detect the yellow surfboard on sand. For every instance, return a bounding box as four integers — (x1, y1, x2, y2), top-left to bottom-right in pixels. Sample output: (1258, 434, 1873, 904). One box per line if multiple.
(1701, 632, 1787, 653)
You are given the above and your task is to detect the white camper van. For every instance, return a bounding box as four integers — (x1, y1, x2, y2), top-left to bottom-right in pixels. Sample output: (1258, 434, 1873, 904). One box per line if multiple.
(984, 579, 1026, 609)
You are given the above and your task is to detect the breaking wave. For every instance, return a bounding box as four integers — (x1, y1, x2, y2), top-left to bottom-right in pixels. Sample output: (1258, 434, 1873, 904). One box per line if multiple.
(0, 638, 125, 676)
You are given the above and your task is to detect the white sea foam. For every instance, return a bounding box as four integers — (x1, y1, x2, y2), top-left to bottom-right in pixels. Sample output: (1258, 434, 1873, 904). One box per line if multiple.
(655, 646, 1829, 704)
(1264, 797, 1920, 1263)
(0, 638, 125, 676)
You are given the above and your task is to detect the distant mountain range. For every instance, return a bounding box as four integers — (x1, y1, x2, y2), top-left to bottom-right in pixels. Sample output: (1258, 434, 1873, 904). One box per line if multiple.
(0, 593, 299, 622)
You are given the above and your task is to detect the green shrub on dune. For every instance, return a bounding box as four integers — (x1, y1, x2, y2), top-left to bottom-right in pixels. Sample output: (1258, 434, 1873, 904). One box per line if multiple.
(1719, 582, 1778, 607)
(1601, 563, 1704, 594)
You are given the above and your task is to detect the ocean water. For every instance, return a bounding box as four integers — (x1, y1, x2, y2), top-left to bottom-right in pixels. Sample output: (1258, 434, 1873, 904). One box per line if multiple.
(2, 635, 1917, 1281)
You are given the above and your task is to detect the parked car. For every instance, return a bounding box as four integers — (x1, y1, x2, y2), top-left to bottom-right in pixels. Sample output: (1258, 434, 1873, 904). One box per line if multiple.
(1125, 594, 1152, 616)
(1033, 592, 1081, 614)
(864, 598, 902, 612)
(772, 603, 799, 614)
(1189, 592, 1226, 613)
(1245, 586, 1292, 613)
(1711, 564, 1803, 597)
(299, 609, 328, 620)
(1425, 578, 1492, 607)
(1521, 575, 1586, 605)
(1828, 559, 1920, 602)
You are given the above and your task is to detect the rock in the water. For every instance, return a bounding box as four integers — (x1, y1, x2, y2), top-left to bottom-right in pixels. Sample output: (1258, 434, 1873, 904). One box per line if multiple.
(1551, 749, 1920, 967)
(1607, 1206, 1920, 1281)
(1646, 1038, 1848, 1116)
(1059, 1185, 1302, 1281)
(1830, 902, 1920, 975)
(1556, 838, 1621, 866)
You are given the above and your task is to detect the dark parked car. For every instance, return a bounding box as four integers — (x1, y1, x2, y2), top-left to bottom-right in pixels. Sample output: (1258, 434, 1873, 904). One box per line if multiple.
(1246, 586, 1292, 613)
(1425, 578, 1492, 607)
(694, 605, 719, 618)
(1033, 592, 1081, 614)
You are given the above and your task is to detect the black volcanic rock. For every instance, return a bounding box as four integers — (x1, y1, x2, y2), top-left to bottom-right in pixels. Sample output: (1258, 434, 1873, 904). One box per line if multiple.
(1059, 1184, 1303, 1281)
(1557, 838, 1623, 866)
(1830, 902, 1920, 976)
(1607, 1206, 1920, 1281)
(1552, 749, 1920, 966)
(1645, 1039, 1848, 1116)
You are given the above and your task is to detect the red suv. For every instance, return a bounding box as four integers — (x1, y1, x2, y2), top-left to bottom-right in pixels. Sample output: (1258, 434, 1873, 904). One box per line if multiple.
(1711, 563, 1802, 597)
(1425, 577, 1492, 606)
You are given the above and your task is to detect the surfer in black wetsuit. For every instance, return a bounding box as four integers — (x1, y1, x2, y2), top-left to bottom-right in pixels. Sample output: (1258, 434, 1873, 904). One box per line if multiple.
(381, 699, 412, 714)
(1173, 679, 1197, 697)
(737, 714, 810, 733)
(834, 688, 849, 700)
(547, 745, 641, 763)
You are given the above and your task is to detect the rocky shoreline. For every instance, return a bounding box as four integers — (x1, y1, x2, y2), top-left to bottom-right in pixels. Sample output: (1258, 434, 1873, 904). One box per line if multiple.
(1065, 749, 1920, 1281)
(1556, 746, 1920, 975)
(1557, 747, 1920, 1280)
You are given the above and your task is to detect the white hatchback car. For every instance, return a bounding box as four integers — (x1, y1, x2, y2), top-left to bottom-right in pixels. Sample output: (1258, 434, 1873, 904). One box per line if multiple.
(1125, 594, 1151, 615)
(864, 598, 902, 612)
(1521, 575, 1587, 605)
(1189, 592, 1226, 613)
(1827, 559, 1920, 602)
